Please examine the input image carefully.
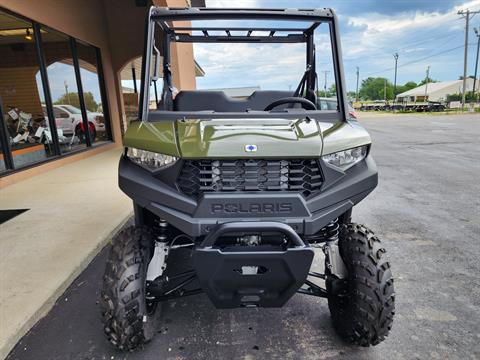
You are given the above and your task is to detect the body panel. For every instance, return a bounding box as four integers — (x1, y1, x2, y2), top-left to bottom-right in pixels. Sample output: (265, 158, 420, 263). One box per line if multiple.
(123, 118, 371, 157)
(118, 155, 377, 237)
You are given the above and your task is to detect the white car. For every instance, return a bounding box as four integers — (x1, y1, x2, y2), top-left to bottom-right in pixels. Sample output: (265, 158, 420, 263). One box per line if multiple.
(42, 104, 105, 142)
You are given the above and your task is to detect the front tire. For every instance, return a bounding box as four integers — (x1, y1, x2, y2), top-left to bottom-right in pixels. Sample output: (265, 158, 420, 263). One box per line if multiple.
(100, 226, 159, 351)
(326, 223, 395, 346)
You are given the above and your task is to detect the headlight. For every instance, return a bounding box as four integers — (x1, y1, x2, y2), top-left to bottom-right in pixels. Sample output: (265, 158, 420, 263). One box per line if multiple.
(322, 145, 368, 171)
(126, 147, 178, 170)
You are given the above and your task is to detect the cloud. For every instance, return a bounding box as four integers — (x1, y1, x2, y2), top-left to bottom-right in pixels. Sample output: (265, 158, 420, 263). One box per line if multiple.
(342, 0, 480, 58)
(195, 42, 310, 89)
(194, 0, 480, 91)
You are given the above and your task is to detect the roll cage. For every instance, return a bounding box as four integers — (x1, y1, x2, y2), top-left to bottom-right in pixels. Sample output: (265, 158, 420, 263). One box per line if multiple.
(139, 7, 348, 122)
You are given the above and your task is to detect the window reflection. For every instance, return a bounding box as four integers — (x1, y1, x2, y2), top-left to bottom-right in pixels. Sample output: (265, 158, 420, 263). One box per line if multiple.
(40, 27, 87, 153)
(0, 129, 6, 172)
(0, 9, 112, 172)
(76, 41, 109, 145)
(0, 11, 54, 168)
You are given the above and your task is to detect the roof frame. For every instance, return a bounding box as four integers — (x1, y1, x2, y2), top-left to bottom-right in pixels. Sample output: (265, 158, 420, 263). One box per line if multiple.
(139, 7, 348, 123)
(157, 22, 322, 44)
(151, 7, 334, 21)
(170, 26, 313, 43)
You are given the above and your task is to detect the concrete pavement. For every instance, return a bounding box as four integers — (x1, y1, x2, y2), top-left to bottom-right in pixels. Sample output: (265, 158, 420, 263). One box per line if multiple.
(5, 113, 480, 360)
(0, 148, 132, 360)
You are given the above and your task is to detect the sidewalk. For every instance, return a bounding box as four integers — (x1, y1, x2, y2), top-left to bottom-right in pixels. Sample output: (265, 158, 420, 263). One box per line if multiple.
(0, 147, 132, 359)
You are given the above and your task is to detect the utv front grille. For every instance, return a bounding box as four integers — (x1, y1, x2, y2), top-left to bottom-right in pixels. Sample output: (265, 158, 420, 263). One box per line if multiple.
(177, 159, 323, 199)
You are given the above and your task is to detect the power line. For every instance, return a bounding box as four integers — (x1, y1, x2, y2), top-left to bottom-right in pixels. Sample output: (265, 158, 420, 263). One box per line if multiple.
(363, 43, 476, 77)
(354, 18, 462, 55)
(390, 32, 458, 54)
(399, 44, 474, 68)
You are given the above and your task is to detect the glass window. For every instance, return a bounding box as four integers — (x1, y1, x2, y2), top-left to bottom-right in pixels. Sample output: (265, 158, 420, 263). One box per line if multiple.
(0, 9, 112, 175)
(76, 40, 109, 145)
(0, 125, 7, 172)
(0, 11, 55, 168)
(39, 26, 87, 153)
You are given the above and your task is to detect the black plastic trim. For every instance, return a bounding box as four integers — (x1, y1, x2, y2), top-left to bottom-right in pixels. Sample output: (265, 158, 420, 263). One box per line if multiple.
(201, 221, 305, 248)
(119, 154, 377, 237)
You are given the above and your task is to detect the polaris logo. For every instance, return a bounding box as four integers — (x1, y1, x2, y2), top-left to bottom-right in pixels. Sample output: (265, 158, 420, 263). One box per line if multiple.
(245, 144, 257, 152)
(211, 203, 293, 215)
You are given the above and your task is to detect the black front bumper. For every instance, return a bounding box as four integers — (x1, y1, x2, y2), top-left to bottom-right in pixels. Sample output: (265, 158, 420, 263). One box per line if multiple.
(193, 221, 314, 308)
(118, 155, 378, 237)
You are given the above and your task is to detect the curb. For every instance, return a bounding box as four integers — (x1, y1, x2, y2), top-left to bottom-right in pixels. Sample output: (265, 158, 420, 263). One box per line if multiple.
(1, 212, 133, 360)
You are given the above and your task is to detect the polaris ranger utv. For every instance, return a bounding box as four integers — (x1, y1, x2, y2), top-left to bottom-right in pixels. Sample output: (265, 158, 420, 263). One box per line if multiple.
(101, 7, 395, 350)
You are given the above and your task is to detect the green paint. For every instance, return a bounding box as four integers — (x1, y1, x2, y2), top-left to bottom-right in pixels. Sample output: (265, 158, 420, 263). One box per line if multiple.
(123, 117, 371, 158)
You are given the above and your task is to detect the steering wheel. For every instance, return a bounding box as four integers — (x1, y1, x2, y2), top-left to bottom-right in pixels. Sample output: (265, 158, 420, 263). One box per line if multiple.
(264, 97, 316, 111)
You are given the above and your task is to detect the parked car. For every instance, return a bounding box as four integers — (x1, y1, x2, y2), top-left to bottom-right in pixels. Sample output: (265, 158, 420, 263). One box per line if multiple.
(318, 97, 358, 120)
(42, 104, 104, 143)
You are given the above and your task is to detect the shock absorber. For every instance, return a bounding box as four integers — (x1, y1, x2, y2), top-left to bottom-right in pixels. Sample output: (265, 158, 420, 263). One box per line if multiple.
(304, 218, 339, 244)
(147, 218, 170, 282)
(321, 218, 348, 279)
(322, 219, 340, 243)
(155, 218, 169, 242)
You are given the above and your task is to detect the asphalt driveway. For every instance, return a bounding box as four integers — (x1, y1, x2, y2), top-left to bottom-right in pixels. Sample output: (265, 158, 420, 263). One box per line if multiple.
(6, 113, 480, 360)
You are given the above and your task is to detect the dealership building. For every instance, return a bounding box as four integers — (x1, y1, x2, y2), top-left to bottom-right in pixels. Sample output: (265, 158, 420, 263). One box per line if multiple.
(395, 78, 479, 103)
(0, 0, 202, 187)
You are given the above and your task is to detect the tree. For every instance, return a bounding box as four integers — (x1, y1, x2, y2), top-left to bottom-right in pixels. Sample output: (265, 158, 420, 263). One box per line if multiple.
(395, 81, 417, 96)
(446, 92, 479, 102)
(418, 77, 438, 86)
(54, 92, 98, 112)
(403, 81, 418, 91)
(317, 83, 336, 98)
(326, 83, 336, 97)
(358, 77, 394, 100)
(458, 75, 476, 80)
(346, 91, 357, 100)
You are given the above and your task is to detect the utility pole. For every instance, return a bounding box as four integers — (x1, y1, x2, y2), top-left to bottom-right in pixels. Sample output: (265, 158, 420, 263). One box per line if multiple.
(393, 53, 399, 109)
(384, 78, 387, 102)
(322, 70, 330, 97)
(458, 9, 480, 110)
(473, 27, 480, 98)
(355, 66, 360, 101)
(424, 66, 430, 101)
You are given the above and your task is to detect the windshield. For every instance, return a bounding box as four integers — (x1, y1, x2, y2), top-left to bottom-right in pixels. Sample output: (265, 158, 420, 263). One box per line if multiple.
(141, 9, 345, 120)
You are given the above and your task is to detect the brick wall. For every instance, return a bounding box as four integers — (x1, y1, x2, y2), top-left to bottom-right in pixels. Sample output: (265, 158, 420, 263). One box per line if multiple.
(0, 67, 43, 115)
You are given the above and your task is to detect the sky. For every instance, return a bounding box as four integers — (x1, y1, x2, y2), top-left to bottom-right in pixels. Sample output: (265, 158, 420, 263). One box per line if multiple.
(36, 63, 102, 106)
(193, 0, 480, 92)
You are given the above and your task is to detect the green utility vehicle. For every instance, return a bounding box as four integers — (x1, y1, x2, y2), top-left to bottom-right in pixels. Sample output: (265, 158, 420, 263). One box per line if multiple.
(101, 7, 395, 350)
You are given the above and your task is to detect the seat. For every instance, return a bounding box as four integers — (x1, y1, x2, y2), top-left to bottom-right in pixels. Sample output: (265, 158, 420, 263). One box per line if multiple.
(173, 90, 296, 112)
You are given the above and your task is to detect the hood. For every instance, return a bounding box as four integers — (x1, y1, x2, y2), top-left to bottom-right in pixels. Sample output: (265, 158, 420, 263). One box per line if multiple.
(176, 117, 322, 158)
(123, 117, 323, 158)
(123, 116, 371, 158)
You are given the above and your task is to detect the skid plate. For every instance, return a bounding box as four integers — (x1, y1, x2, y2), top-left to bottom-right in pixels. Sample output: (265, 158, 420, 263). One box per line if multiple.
(193, 222, 314, 308)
